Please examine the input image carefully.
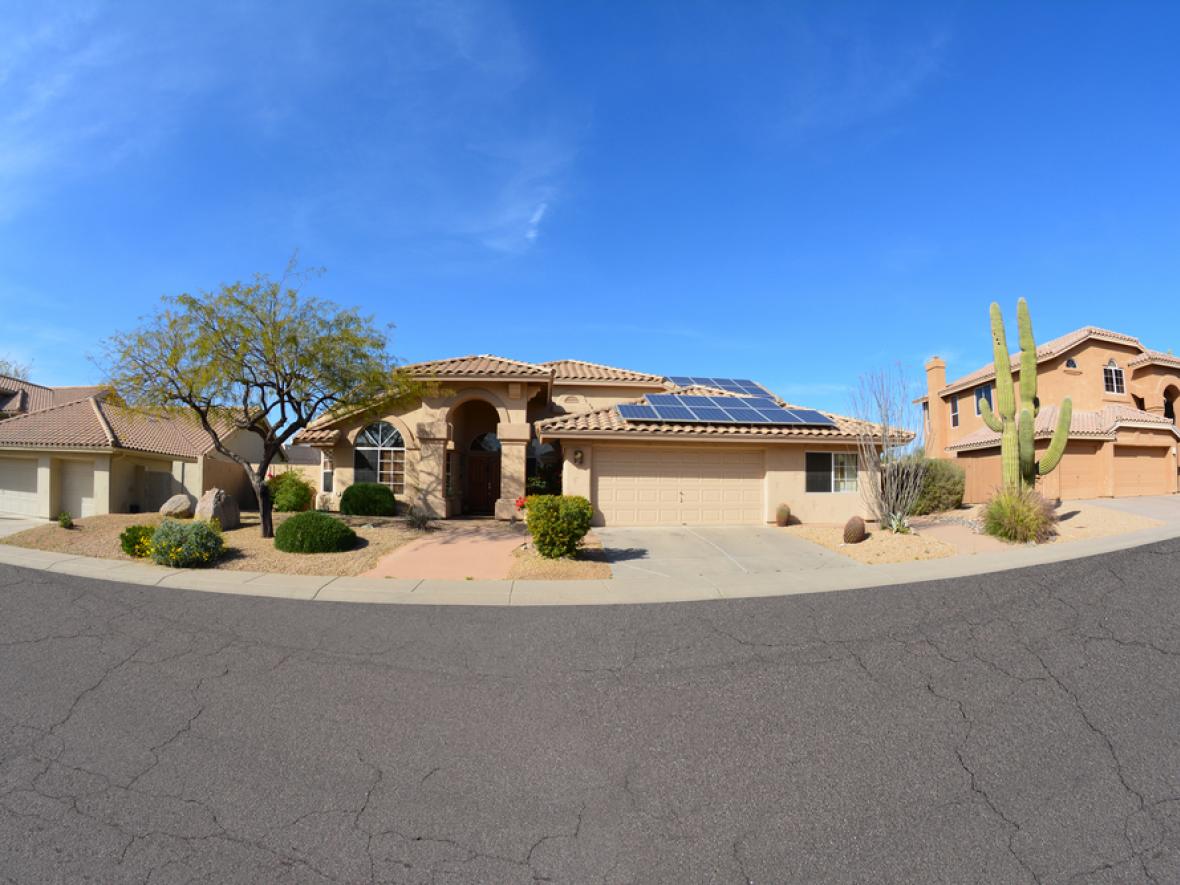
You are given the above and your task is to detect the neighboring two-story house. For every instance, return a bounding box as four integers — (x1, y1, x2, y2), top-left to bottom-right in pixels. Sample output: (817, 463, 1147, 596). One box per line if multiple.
(294, 356, 885, 526)
(921, 327, 1180, 502)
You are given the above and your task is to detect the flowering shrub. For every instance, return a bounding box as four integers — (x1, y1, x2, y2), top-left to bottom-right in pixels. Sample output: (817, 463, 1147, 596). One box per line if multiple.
(149, 519, 225, 568)
(515, 496, 527, 510)
(119, 524, 155, 558)
(524, 495, 594, 559)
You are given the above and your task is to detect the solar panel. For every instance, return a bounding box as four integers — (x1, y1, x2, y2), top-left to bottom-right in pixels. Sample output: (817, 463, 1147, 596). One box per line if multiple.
(692, 407, 732, 422)
(646, 394, 683, 406)
(665, 375, 776, 397)
(617, 404, 659, 421)
(653, 405, 696, 421)
(786, 408, 835, 426)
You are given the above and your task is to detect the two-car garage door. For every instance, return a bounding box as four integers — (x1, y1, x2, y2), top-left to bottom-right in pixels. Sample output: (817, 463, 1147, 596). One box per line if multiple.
(593, 446, 764, 525)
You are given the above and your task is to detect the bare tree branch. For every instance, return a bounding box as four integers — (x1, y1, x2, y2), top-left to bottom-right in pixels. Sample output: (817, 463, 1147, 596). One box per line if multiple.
(852, 364, 926, 529)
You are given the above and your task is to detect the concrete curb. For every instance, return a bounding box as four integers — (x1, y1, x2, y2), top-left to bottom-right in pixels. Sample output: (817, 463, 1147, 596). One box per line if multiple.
(2, 523, 1179, 606)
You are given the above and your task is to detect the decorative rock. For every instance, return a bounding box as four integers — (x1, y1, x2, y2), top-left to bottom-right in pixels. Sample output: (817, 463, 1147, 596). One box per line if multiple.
(194, 488, 241, 531)
(159, 494, 194, 519)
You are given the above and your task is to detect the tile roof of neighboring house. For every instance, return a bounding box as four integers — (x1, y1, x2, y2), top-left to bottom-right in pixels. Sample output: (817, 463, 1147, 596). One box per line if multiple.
(291, 427, 341, 445)
(1127, 349, 1180, 369)
(0, 396, 238, 459)
(945, 403, 1179, 452)
(537, 388, 898, 442)
(939, 327, 1145, 396)
(543, 359, 666, 385)
(0, 375, 105, 415)
(405, 355, 551, 378)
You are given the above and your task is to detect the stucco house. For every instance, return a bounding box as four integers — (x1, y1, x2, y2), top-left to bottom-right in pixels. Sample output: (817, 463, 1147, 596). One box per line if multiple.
(294, 356, 882, 526)
(921, 327, 1180, 502)
(0, 379, 262, 519)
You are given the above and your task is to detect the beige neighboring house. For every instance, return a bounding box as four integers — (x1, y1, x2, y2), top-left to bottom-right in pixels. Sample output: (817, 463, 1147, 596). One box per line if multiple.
(921, 326, 1180, 502)
(294, 355, 882, 526)
(0, 377, 262, 519)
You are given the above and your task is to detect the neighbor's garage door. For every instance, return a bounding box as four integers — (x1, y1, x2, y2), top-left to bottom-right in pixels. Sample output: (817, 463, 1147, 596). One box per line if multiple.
(0, 457, 40, 516)
(593, 446, 764, 525)
(1113, 446, 1172, 497)
(59, 459, 98, 518)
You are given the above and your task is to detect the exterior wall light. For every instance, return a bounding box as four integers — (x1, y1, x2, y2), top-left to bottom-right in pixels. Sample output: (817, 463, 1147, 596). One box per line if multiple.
(573, 449, 584, 465)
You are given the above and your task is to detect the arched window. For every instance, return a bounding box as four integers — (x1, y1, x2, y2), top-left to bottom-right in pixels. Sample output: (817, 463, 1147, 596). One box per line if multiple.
(1103, 360, 1125, 395)
(354, 422, 405, 494)
(1065, 358, 1078, 369)
(470, 432, 501, 452)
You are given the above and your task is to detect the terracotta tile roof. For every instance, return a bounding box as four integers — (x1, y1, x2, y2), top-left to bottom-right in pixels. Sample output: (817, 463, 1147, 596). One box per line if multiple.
(946, 403, 1178, 452)
(543, 359, 666, 385)
(0, 375, 104, 416)
(0, 396, 238, 459)
(537, 388, 896, 442)
(292, 427, 341, 446)
(405, 355, 551, 378)
(941, 327, 1144, 395)
(1127, 349, 1180, 369)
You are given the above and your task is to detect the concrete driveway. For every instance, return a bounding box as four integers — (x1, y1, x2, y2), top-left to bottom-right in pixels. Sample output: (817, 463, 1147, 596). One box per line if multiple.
(1084, 493, 1180, 523)
(595, 524, 852, 581)
(0, 513, 42, 538)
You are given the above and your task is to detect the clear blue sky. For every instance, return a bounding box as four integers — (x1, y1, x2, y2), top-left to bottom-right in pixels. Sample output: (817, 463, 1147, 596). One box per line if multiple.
(3, 1, 1179, 413)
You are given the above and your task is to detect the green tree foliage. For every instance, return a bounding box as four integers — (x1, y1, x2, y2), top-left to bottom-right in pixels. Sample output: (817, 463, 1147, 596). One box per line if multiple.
(267, 470, 315, 512)
(102, 258, 421, 537)
(911, 458, 966, 515)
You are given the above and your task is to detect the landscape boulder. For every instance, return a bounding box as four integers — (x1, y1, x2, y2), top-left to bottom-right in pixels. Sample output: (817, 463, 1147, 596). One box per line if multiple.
(159, 494, 194, 519)
(194, 488, 241, 531)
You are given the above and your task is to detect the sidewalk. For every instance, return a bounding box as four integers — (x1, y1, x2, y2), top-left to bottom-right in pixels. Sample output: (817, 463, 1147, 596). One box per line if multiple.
(2, 518, 1178, 606)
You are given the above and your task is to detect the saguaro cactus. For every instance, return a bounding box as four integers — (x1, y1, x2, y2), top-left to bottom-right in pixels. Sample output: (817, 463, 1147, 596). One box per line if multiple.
(980, 298, 1072, 490)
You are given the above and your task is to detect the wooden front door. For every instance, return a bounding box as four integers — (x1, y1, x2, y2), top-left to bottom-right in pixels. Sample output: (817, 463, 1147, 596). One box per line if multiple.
(465, 453, 501, 514)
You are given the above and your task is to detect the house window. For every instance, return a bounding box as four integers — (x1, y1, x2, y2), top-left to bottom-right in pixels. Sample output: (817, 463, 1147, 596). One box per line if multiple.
(321, 453, 334, 494)
(1065, 358, 1078, 369)
(950, 396, 959, 428)
(974, 385, 993, 416)
(1103, 360, 1125, 394)
(805, 452, 858, 493)
(354, 421, 405, 494)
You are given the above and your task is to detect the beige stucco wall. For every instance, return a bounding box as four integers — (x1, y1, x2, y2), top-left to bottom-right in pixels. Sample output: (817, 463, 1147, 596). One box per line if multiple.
(561, 439, 870, 526)
(109, 452, 193, 513)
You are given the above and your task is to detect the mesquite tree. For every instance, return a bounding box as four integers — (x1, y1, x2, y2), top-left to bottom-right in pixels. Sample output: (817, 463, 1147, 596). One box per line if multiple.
(104, 263, 420, 537)
(852, 364, 926, 529)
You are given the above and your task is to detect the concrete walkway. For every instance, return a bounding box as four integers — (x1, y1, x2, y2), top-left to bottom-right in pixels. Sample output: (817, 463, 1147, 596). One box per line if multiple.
(0, 513, 44, 538)
(3, 510, 1180, 605)
(362, 521, 527, 580)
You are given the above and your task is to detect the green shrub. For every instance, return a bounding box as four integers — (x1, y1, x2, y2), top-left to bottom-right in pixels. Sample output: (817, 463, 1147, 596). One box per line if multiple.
(526, 495, 594, 559)
(150, 519, 225, 568)
(120, 524, 155, 558)
(274, 511, 357, 553)
(405, 507, 432, 531)
(912, 458, 966, 515)
(340, 482, 396, 517)
(57, 511, 73, 529)
(267, 470, 315, 512)
(982, 487, 1058, 544)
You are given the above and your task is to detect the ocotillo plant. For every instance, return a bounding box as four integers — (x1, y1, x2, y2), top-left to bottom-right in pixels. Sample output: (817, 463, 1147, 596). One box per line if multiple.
(980, 298, 1072, 490)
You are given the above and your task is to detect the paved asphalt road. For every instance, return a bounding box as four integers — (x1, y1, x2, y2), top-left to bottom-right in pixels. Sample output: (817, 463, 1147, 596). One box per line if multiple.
(1, 543, 1179, 884)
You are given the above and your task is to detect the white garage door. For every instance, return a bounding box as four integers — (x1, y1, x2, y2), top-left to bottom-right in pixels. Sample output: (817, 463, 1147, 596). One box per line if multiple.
(59, 459, 98, 519)
(0, 458, 40, 517)
(593, 446, 765, 525)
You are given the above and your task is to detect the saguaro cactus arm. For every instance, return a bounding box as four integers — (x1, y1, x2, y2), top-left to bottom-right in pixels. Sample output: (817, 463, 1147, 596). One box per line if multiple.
(1038, 398, 1073, 476)
(979, 399, 1003, 433)
(1017, 298, 1039, 418)
(1018, 407, 1036, 485)
(990, 303, 1016, 423)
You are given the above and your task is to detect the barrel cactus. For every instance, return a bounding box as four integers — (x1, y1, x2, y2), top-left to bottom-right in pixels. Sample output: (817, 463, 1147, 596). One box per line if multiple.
(843, 515, 866, 544)
(775, 504, 791, 527)
(980, 299, 1072, 491)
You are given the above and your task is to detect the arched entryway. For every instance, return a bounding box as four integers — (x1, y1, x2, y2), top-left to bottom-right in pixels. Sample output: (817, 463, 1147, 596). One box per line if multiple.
(450, 399, 501, 515)
(1165, 385, 1179, 423)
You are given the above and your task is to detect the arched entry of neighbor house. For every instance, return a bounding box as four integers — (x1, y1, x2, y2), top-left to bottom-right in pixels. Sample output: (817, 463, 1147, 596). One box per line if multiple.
(449, 399, 502, 515)
(1165, 385, 1179, 424)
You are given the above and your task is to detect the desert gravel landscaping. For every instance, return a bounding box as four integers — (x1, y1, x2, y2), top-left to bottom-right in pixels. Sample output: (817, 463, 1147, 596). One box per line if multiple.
(0, 512, 426, 577)
(785, 523, 957, 565)
(505, 532, 612, 580)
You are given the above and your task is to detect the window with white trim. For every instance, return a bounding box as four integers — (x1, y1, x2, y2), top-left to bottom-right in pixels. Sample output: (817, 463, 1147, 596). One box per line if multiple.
(805, 452, 858, 493)
(353, 421, 405, 494)
(950, 396, 959, 428)
(1103, 360, 1125, 394)
(321, 452, 334, 494)
(974, 385, 993, 416)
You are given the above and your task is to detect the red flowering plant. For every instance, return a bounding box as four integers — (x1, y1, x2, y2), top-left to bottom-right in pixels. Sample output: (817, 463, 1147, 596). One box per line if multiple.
(515, 496, 527, 511)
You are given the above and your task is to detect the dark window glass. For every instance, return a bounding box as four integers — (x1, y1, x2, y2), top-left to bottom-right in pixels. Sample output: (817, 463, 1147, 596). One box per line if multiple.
(323, 470, 334, 493)
(353, 448, 378, 483)
(805, 452, 832, 493)
(975, 385, 993, 414)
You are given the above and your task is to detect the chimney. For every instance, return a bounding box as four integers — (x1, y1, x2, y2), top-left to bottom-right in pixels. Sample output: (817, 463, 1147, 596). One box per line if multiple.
(924, 356, 948, 457)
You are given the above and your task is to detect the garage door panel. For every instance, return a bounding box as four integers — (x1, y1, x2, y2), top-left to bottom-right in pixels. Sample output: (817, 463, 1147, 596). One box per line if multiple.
(594, 447, 765, 526)
(0, 458, 40, 516)
(1114, 447, 1171, 497)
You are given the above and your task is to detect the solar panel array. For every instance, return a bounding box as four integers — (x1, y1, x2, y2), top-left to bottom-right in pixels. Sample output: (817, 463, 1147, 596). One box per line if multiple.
(665, 376, 771, 396)
(618, 393, 836, 427)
